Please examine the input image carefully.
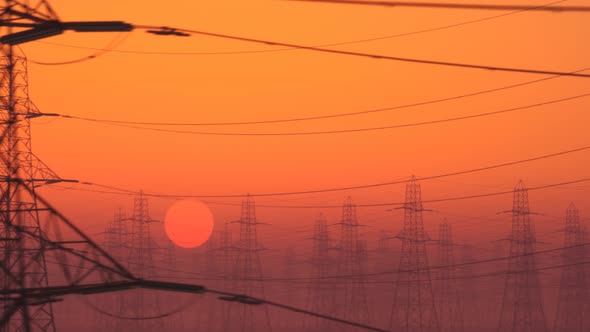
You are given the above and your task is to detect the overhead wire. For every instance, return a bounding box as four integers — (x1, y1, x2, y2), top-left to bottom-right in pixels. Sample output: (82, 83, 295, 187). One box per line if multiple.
(43, 145, 590, 198)
(72, 242, 590, 284)
(24, 33, 130, 66)
(35, 0, 567, 57)
(132, 24, 590, 78)
(64, 91, 590, 136)
(287, 0, 590, 12)
(196, 177, 590, 208)
(57, 65, 590, 126)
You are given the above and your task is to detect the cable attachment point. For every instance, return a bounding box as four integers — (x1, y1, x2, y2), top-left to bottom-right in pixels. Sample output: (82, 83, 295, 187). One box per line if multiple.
(146, 27, 190, 37)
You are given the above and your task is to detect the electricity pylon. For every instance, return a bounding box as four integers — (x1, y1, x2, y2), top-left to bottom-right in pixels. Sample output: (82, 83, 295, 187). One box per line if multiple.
(0, 3, 149, 331)
(123, 192, 164, 331)
(390, 176, 440, 332)
(553, 203, 590, 332)
(497, 181, 548, 332)
(304, 213, 337, 331)
(224, 197, 273, 332)
(94, 209, 128, 332)
(434, 221, 463, 332)
(0, 4, 136, 331)
(336, 197, 370, 331)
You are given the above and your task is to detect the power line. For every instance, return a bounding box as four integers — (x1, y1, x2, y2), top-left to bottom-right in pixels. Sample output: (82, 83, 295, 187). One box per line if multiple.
(48, 177, 590, 209)
(133, 25, 590, 78)
(24, 33, 129, 65)
(33, 0, 567, 57)
(219, 178, 590, 208)
(288, 0, 590, 12)
(57, 65, 589, 126)
(93, 242, 590, 284)
(46, 145, 590, 198)
(66, 91, 590, 136)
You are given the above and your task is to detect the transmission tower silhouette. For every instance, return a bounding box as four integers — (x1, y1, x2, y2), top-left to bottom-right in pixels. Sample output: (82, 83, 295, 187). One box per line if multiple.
(95, 208, 129, 332)
(0, 3, 137, 330)
(335, 197, 370, 331)
(224, 197, 273, 332)
(123, 192, 164, 331)
(553, 203, 590, 332)
(497, 181, 548, 332)
(304, 213, 338, 331)
(434, 221, 464, 332)
(390, 177, 440, 332)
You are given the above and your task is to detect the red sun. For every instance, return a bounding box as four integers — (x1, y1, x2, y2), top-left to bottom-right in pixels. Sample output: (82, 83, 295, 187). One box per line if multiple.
(164, 200, 214, 248)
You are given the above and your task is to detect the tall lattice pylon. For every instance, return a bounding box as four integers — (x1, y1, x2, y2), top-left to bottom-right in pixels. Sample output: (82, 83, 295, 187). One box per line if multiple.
(336, 197, 370, 331)
(497, 181, 548, 332)
(94, 208, 128, 332)
(0, 5, 59, 330)
(553, 203, 590, 332)
(123, 192, 163, 331)
(0, 4, 136, 331)
(304, 213, 337, 331)
(390, 177, 440, 332)
(434, 221, 463, 332)
(224, 197, 272, 332)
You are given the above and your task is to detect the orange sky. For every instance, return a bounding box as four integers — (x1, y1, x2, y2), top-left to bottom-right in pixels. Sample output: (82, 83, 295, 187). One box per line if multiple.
(17, 0, 590, 249)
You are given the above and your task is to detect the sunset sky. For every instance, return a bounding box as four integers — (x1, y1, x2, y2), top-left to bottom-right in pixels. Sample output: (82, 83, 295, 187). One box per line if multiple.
(20, 0, 590, 252)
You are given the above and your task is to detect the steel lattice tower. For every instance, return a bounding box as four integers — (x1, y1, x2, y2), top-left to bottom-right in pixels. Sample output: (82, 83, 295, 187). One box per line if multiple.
(390, 177, 440, 332)
(0, 7, 59, 331)
(336, 197, 370, 331)
(124, 192, 163, 331)
(95, 209, 128, 332)
(0, 3, 134, 331)
(224, 197, 272, 332)
(435, 221, 463, 332)
(497, 181, 548, 332)
(553, 203, 589, 332)
(304, 213, 337, 331)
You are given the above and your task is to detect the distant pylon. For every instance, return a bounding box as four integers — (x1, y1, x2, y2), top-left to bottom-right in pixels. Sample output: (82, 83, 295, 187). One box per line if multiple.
(390, 176, 440, 332)
(124, 191, 163, 331)
(304, 213, 338, 331)
(336, 197, 370, 331)
(224, 197, 273, 332)
(95, 208, 128, 332)
(497, 181, 548, 332)
(435, 221, 463, 332)
(553, 203, 590, 332)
